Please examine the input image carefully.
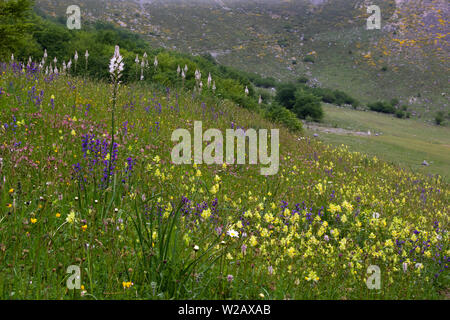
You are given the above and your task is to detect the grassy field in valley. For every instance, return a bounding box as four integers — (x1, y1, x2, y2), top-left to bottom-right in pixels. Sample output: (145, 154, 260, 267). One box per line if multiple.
(308, 104, 450, 181)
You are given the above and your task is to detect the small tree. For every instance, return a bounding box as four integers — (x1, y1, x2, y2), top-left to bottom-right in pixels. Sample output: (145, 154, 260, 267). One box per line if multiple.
(293, 89, 323, 121)
(395, 110, 405, 118)
(435, 111, 444, 125)
(265, 103, 303, 133)
(275, 83, 297, 110)
(0, 0, 35, 59)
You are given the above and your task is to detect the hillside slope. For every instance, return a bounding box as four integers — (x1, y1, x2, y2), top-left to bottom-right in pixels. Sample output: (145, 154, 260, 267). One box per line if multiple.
(35, 0, 449, 119)
(0, 56, 448, 299)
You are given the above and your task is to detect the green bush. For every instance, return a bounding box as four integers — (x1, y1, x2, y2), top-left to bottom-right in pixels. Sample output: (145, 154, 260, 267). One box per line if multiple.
(390, 98, 399, 107)
(255, 88, 272, 103)
(303, 55, 315, 63)
(265, 103, 303, 133)
(297, 76, 309, 84)
(311, 87, 335, 104)
(275, 83, 297, 110)
(0, 0, 36, 59)
(333, 90, 358, 107)
(367, 101, 395, 114)
(309, 87, 359, 108)
(395, 110, 405, 118)
(435, 112, 444, 125)
(293, 89, 323, 121)
(251, 76, 277, 88)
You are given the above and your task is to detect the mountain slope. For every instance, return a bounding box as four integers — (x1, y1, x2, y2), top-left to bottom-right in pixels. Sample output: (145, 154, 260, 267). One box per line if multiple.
(35, 0, 449, 118)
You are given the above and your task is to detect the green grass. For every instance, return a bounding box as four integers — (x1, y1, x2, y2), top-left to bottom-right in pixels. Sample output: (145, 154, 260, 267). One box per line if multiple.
(34, 0, 449, 119)
(0, 60, 448, 300)
(313, 104, 450, 180)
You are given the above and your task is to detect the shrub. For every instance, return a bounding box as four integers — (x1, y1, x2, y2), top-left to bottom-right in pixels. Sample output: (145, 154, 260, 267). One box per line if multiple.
(309, 87, 359, 108)
(254, 77, 277, 88)
(333, 90, 357, 106)
(246, 73, 277, 88)
(395, 110, 405, 118)
(367, 101, 395, 114)
(0, 0, 36, 59)
(275, 83, 297, 110)
(351, 99, 360, 109)
(231, 95, 259, 112)
(303, 55, 315, 63)
(311, 87, 335, 104)
(255, 89, 272, 103)
(435, 112, 444, 125)
(293, 89, 323, 121)
(297, 76, 309, 84)
(265, 103, 303, 133)
(390, 98, 399, 107)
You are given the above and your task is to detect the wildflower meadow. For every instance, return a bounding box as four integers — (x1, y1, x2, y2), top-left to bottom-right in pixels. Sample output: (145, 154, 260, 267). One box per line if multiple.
(0, 45, 448, 300)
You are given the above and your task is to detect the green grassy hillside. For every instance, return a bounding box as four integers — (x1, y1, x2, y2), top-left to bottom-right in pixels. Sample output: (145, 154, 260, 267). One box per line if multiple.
(0, 0, 448, 301)
(0, 55, 448, 299)
(34, 0, 450, 119)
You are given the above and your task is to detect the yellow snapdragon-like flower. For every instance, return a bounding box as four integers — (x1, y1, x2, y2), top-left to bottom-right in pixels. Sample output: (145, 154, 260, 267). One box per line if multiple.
(66, 210, 77, 224)
(305, 270, 319, 282)
(249, 235, 258, 246)
(287, 247, 297, 258)
(210, 184, 219, 194)
(341, 200, 353, 212)
(329, 203, 342, 214)
(316, 183, 324, 195)
(201, 208, 212, 220)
